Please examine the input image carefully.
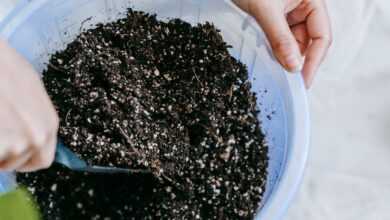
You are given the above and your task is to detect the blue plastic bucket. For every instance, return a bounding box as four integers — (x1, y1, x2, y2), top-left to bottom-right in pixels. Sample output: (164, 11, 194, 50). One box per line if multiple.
(0, 0, 309, 219)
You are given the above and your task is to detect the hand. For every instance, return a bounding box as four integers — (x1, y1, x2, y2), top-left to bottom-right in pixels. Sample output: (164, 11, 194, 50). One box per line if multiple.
(0, 39, 59, 172)
(233, 0, 332, 88)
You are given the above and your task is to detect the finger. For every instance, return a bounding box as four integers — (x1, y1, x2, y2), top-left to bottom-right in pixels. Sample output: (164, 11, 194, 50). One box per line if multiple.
(284, 0, 303, 13)
(287, 1, 312, 26)
(291, 23, 310, 55)
(0, 133, 30, 157)
(20, 120, 58, 172)
(302, 39, 330, 87)
(302, 0, 332, 88)
(0, 147, 32, 171)
(17, 97, 59, 160)
(0, 138, 24, 161)
(0, 96, 32, 169)
(5, 84, 59, 172)
(18, 134, 57, 172)
(249, 0, 303, 72)
(16, 103, 59, 152)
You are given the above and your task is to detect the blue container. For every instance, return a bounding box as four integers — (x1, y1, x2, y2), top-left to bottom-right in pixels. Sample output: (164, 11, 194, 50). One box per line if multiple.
(0, 0, 310, 219)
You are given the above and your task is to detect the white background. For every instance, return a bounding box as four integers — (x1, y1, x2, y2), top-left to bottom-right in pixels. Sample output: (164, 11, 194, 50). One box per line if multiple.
(1, 0, 390, 219)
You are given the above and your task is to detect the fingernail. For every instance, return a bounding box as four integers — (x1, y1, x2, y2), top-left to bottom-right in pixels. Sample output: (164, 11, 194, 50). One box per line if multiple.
(285, 55, 302, 73)
(303, 72, 314, 90)
(304, 80, 311, 90)
(305, 76, 315, 90)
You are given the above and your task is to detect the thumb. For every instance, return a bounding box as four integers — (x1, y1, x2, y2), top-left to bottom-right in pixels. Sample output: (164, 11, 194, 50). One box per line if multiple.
(249, 1, 302, 72)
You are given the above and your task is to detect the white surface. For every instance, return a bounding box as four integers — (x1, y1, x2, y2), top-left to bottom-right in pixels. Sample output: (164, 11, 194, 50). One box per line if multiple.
(286, 1, 390, 220)
(1, 0, 390, 219)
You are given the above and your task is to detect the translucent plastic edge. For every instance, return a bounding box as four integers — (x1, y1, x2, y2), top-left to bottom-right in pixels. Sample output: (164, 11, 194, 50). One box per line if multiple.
(0, 0, 38, 39)
(257, 73, 310, 220)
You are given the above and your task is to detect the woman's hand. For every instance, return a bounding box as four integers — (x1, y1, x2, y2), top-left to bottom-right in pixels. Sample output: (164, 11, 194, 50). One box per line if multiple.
(233, 0, 332, 88)
(0, 39, 59, 172)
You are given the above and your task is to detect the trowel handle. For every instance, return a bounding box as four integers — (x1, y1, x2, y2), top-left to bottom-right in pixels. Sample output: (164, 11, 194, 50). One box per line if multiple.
(55, 141, 87, 169)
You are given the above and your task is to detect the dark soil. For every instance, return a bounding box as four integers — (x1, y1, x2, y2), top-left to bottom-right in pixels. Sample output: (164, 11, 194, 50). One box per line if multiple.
(18, 9, 268, 220)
